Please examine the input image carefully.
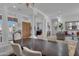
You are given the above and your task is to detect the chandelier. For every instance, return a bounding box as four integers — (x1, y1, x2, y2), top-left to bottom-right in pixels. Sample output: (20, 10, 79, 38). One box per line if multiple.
(26, 3, 35, 7)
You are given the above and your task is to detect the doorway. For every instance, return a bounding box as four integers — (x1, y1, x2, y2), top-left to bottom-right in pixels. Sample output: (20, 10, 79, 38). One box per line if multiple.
(22, 22, 31, 39)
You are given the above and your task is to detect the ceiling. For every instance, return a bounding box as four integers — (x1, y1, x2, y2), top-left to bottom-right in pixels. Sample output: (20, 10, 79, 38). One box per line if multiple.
(35, 3, 79, 18)
(0, 3, 79, 18)
(0, 3, 33, 16)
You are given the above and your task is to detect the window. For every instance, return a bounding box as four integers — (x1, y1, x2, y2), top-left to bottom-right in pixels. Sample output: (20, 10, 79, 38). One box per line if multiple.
(65, 21, 79, 30)
(8, 16, 18, 33)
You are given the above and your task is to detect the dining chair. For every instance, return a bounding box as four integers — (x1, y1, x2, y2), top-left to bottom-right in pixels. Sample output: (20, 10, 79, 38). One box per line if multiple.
(22, 47, 42, 56)
(10, 41, 24, 56)
(10, 41, 42, 56)
(56, 32, 65, 40)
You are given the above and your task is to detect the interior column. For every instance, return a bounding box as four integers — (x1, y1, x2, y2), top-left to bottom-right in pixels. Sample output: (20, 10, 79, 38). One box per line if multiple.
(2, 5, 9, 42)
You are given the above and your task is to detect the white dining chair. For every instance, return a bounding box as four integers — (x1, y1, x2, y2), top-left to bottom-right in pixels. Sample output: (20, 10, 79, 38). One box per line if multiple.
(10, 41, 24, 56)
(10, 41, 42, 56)
(22, 47, 42, 56)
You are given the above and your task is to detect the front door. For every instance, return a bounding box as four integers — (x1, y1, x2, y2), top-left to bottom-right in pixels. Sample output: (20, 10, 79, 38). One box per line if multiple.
(22, 22, 31, 39)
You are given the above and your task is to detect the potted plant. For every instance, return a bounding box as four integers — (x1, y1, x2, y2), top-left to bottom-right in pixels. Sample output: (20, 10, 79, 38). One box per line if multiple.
(59, 23, 63, 32)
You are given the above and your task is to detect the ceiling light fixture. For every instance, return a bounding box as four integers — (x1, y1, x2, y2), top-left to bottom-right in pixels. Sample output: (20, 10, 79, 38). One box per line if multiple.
(13, 5, 16, 8)
(26, 3, 35, 8)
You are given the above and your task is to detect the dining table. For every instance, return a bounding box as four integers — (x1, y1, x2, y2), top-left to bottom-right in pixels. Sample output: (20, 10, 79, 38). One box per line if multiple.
(14, 38, 69, 56)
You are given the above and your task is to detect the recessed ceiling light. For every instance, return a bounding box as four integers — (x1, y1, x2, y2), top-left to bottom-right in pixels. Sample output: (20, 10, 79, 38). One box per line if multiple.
(58, 11, 61, 13)
(13, 5, 16, 8)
